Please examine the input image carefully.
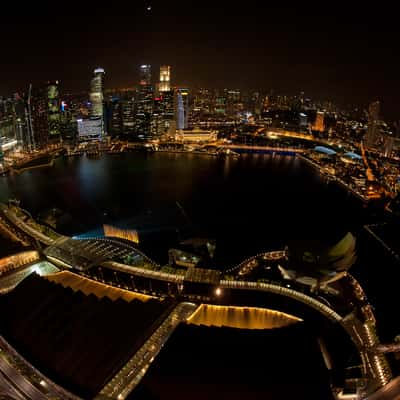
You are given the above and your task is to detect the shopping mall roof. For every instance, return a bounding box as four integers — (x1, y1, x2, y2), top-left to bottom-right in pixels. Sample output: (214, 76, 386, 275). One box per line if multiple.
(343, 151, 362, 160)
(314, 146, 337, 155)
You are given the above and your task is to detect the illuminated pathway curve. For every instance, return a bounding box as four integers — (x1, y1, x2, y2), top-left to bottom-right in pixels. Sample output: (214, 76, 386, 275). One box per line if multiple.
(0, 203, 399, 399)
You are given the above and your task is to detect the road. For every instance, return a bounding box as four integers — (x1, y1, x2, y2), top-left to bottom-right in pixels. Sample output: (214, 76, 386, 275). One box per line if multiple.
(0, 356, 47, 400)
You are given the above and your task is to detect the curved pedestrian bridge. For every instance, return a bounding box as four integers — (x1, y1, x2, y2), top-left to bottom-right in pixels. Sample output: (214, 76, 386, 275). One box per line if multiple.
(0, 204, 399, 400)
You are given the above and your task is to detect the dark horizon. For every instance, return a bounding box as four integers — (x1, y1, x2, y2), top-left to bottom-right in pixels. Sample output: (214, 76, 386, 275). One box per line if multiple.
(1, 1, 399, 119)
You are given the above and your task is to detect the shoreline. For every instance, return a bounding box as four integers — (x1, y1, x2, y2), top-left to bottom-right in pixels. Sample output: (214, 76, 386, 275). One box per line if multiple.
(0, 149, 374, 204)
(12, 158, 55, 174)
(296, 153, 369, 203)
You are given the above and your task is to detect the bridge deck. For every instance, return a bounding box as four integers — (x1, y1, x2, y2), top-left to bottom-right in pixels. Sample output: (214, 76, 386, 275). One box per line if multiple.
(97, 302, 198, 400)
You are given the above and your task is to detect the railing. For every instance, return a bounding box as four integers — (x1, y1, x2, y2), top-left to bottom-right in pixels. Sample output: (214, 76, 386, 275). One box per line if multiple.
(220, 280, 343, 322)
(0, 336, 81, 400)
(97, 302, 198, 400)
(0, 204, 57, 245)
(0, 251, 40, 277)
(224, 250, 286, 274)
(104, 261, 185, 283)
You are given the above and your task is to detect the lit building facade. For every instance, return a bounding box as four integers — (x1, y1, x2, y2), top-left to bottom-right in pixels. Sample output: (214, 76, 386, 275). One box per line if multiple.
(121, 99, 135, 136)
(383, 135, 394, 158)
(175, 128, 217, 143)
(313, 111, 325, 132)
(47, 81, 61, 136)
(90, 67, 105, 137)
(177, 88, 189, 130)
(77, 118, 103, 140)
(13, 94, 27, 149)
(0, 97, 16, 147)
(158, 66, 175, 135)
(25, 84, 49, 150)
(135, 65, 153, 139)
(108, 97, 122, 136)
(159, 65, 171, 92)
(139, 64, 151, 86)
(366, 101, 380, 148)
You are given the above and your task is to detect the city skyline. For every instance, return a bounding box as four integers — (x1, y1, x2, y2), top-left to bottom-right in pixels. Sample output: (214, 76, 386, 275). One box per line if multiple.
(0, 2, 400, 119)
(1, 3, 400, 400)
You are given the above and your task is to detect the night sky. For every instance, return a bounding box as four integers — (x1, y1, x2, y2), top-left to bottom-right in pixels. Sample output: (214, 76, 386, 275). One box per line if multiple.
(1, 1, 400, 118)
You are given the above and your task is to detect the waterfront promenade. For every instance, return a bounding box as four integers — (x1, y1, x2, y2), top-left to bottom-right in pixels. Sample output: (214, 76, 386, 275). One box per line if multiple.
(0, 202, 399, 399)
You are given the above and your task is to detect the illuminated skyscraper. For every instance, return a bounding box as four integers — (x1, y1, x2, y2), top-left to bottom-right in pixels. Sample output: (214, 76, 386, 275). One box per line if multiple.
(159, 65, 171, 92)
(139, 64, 151, 86)
(108, 97, 122, 136)
(121, 99, 135, 135)
(177, 88, 189, 130)
(135, 65, 153, 138)
(313, 111, 325, 132)
(137, 65, 153, 114)
(89, 67, 105, 137)
(0, 97, 17, 148)
(13, 93, 27, 148)
(383, 134, 394, 158)
(25, 84, 50, 150)
(47, 81, 61, 136)
(366, 101, 380, 148)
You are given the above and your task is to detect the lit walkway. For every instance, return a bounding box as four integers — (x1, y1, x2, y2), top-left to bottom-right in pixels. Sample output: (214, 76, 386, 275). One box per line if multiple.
(0, 204, 60, 246)
(0, 261, 58, 294)
(0, 251, 40, 278)
(0, 336, 80, 400)
(97, 302, 198, 400)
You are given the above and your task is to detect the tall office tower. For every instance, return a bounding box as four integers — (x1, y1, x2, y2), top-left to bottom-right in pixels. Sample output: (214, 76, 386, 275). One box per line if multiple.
(0, 97, 16, 143)
(25, 84, 50, 150)
(176, 88, 189, 130)
(161, 90, 175, 119)
(90, 67, 105, 137)
(366, 101, 380, 148)
(137, 65, 153, 114)
(121, 99, 135, 136)
(109, 97, 122, 136)
(151, 97, 163, 137)
(250, 91, 262, 116)
(214, 91, 227, 115)
(90, 68, 105, 118)
(60, 103, 77, 141)
(313, 111, 325, 132)
(225, 89, 241, 116)
(191, 88, 212, 123)
(13, 93, 27, 147)
(24, 87, 35, 150)
(139, 64, 151, 86)
(135, 65, 153, 139)
(46, 81, 61, 136)
(157, 66, 174, 134)
(383, 135, 394, 158)
(159, 65, 171, 92)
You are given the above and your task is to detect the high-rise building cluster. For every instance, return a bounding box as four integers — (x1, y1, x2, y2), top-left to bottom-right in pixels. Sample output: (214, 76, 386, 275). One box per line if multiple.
(364, 100, 396, 157)
(0, 81, 62, 154)
(106, 65, 176, 140)
(1, 65, 399, 161)
(0, 65, 180, 153)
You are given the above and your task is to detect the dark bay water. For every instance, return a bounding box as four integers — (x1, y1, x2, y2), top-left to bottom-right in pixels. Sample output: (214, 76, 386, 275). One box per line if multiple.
(0, 152, 367, 266)
(0, 152, 398, 399)
(132, 324, 334, 400)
